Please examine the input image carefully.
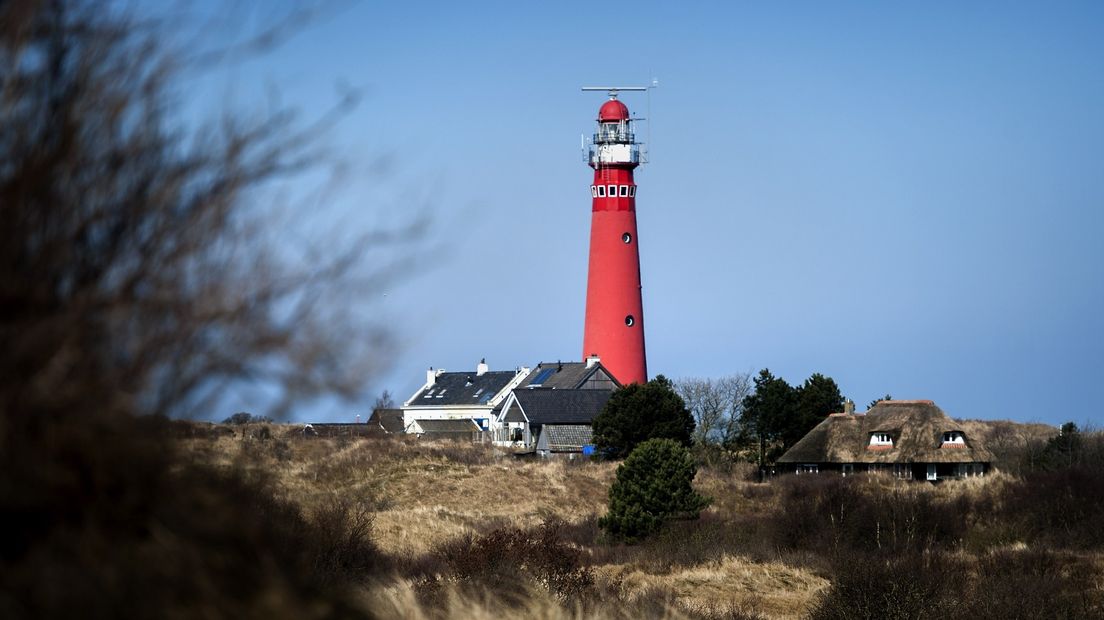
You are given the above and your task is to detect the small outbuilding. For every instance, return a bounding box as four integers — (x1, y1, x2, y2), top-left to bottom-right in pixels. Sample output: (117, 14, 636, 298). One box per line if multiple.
(407, 418, 485, 442)
(776, 400, 993, 481)
(535, 424, 594, 458)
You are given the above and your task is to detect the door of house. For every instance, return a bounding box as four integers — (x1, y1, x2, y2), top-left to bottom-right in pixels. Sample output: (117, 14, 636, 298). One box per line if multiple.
(926, 464, 937, 481)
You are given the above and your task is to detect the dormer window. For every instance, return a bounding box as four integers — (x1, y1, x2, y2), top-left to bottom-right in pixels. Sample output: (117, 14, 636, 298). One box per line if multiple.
(942, 431, 966, 447)
(870, 432, 893, 447)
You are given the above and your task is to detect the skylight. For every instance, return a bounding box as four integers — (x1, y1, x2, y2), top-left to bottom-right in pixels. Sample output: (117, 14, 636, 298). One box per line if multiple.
(530, 368, 556, 385)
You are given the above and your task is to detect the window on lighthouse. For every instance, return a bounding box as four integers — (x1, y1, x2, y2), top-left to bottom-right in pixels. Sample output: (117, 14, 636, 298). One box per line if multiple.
(607, 185, 616, 196)
(629, 186, 636, 197)
(596, 185, 606, 197)
(591, 186, 597, 198)
(619, 185, 629, 197)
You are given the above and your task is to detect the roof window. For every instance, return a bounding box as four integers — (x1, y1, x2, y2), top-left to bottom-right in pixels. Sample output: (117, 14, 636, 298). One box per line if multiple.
(942, 431, 966, 446)
(530, 368, 556, 385)
(869, 432, 893, 447)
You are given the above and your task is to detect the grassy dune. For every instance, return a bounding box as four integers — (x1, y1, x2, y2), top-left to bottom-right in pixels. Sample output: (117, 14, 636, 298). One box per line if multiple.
(181, 428, 829, 618)
(177, 423, 1103, 619)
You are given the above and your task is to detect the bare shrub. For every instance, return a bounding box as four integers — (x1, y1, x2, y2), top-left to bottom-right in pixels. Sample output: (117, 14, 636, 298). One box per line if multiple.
(306, 499, 387, 587)
(770, 475, 970, 554)
(807, 550, 959, 620)
(1002, 466, 1104, 549)
(961, 549, 1104, 618)
(424, 520, 594, 602)
(633, 511, 753, 572)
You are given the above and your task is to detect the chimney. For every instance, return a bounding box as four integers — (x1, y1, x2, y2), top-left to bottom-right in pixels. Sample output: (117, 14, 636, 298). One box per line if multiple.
(476, 358, 489, 376)
(426, 367, 436, 386)
(585, 354, 600, 369)
(844, 399, 855, 415)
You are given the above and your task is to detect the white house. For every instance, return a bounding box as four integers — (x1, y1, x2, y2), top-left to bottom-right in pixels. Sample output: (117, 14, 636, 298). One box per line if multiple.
(401, 360, 530, 438)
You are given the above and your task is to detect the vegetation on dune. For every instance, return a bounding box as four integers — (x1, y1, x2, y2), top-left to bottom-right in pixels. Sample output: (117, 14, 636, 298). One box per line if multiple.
(171, 424, 1104, 619)
(600, 439, 710, 542)
(592, 375, 696, 458)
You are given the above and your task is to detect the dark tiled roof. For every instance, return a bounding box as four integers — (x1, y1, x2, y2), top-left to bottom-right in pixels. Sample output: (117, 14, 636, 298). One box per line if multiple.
(516, 362, 618, 390)
(408, 371, 517, 406)
(513, 389, 611, 425)
(541, 425, 593, 451)
(777, 400, 994, 465)
(368, 408, 405, 433)
(414, 418, 482, 433)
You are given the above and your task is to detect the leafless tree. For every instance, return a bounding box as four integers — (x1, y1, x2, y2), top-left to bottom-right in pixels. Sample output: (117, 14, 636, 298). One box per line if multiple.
(0, 2, 418, 616)
(0, 0, 420, 422)
(675, 373, 753, 445)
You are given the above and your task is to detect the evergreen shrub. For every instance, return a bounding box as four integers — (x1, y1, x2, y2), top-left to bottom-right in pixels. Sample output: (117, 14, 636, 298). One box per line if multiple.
(599, 438, 710, 542)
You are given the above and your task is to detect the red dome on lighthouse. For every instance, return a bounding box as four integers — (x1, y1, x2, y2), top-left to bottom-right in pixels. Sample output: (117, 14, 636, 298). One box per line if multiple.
(598, 99, 630, 121)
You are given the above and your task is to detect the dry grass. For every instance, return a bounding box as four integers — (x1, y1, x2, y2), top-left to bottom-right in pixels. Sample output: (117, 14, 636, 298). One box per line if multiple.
(595, 556, 827, 619)
(180, 430, 616, 555)
(178, 427, 826, 618)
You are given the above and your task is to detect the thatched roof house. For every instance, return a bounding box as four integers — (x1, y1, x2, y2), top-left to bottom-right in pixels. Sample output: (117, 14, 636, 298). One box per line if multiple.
(777, 400, 993, 481)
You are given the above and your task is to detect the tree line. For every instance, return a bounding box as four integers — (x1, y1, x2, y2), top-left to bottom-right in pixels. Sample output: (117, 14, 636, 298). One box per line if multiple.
(591, 369, 848, 467)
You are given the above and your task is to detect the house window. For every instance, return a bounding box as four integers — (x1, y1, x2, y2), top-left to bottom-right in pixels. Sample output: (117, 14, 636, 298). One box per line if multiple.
(799, 464, 818, 474)
(629, 185, 636, 197)
(958, 463, 984, 478)
(619, 184, 629, 197)
(842, 464, 854, 476)
(591, 185, 597, 198)
(597, 185, 606, 197)
(870, 433, 893, 447)
(511, 428, 523, 442)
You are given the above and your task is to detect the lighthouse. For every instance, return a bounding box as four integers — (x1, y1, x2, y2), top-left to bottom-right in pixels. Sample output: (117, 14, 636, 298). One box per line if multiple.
(581, 88, 648, 385)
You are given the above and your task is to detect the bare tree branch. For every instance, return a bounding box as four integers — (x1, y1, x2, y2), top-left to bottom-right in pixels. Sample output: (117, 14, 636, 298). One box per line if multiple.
(1, 0, 422, 421)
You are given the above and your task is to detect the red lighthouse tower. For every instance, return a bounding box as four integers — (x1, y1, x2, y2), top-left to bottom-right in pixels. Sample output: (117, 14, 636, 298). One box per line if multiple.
(582, 88, 648, 385)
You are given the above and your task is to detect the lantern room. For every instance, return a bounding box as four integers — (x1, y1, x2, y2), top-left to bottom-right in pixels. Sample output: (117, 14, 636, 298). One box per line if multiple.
(586, 95, 642, 167)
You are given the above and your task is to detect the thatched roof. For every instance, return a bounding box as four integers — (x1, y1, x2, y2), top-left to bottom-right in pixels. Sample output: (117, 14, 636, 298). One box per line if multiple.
(777, 400, 994, 464)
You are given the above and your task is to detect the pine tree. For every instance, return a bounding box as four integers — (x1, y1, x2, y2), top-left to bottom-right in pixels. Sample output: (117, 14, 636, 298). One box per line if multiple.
(592, 375, 695, 458)
(599, 438, 710, 542)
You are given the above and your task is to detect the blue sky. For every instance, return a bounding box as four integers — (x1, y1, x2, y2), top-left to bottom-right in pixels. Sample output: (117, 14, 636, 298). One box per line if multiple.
(186, 1, 1103, 426)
